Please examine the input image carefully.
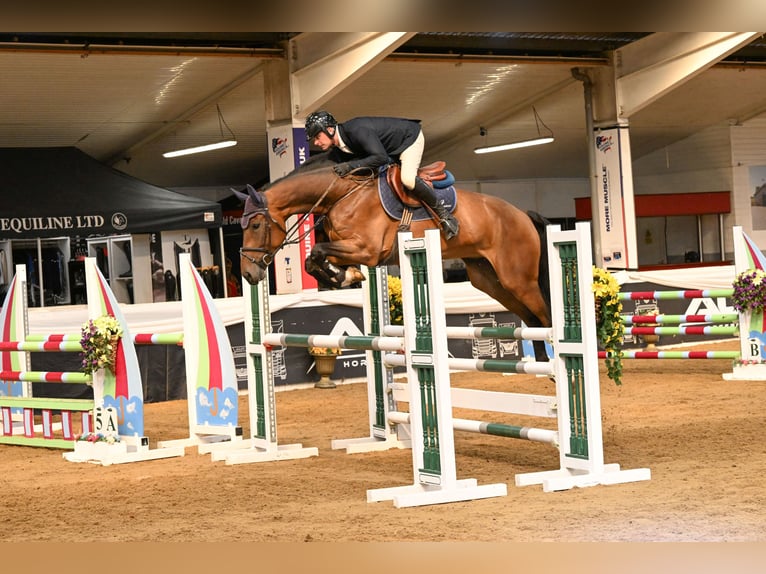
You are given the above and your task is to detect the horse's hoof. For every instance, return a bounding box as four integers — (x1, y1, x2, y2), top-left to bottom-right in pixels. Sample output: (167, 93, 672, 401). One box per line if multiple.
(339, 267, 366, 288)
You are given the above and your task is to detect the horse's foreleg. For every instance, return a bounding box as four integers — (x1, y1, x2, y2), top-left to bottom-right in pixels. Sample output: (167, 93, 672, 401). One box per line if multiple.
(307, 243, 367, 288)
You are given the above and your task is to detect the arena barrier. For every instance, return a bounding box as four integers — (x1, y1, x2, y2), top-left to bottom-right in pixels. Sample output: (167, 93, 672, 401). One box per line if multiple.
(0, 254, 239, 464)
(215, 224, 650, 507)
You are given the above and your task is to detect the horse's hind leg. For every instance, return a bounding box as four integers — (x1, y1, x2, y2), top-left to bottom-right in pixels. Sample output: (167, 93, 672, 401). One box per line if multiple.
(463, 257, 551, 362)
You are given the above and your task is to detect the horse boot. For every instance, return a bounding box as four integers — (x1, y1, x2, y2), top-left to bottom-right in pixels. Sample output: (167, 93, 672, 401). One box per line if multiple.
(410, 177, 459, 239)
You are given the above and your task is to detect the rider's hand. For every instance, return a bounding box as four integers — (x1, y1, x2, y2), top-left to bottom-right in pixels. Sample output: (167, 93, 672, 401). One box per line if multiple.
(333, 163, 353, 177)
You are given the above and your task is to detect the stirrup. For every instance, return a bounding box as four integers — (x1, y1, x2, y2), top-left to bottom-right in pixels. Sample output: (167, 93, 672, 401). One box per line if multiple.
(439, 216, 459, 240)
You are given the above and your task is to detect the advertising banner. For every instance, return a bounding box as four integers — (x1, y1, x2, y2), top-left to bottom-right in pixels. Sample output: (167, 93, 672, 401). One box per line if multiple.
(594, 126, 638, 269)
(267, 123, 317, 293)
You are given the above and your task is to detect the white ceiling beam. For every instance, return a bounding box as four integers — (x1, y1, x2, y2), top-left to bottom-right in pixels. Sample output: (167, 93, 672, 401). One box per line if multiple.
(614, 32, 762, 118)
(288, 32, 415, 119)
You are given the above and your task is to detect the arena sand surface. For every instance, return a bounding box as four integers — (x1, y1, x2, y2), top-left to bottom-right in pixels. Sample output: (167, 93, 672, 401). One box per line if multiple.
(3, 340, 766, 543)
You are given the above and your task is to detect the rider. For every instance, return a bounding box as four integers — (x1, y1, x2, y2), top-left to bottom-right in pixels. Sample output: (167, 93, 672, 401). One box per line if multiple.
(304, 110, 459, 240)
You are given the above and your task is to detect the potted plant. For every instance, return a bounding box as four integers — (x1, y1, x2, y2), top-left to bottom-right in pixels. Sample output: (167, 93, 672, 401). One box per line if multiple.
(308, 346, 342, 389)
(634, 302, 660, 350)
(79, 315, 123, 377)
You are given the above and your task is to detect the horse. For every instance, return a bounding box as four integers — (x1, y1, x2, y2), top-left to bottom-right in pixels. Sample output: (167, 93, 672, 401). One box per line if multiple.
(236, 155, 552, 362)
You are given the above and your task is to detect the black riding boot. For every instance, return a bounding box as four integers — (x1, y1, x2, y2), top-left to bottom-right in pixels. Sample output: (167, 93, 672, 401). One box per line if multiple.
(410, 177, 459, 239)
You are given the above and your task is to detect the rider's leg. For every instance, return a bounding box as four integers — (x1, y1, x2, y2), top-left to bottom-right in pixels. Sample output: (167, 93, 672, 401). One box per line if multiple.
(400, 131, 459, 240)
(408, 178, 459, 240)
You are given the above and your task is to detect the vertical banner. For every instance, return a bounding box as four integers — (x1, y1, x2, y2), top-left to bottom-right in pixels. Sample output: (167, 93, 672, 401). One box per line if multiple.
(594, 125, 638, 269)
(266, 122, 317, 293)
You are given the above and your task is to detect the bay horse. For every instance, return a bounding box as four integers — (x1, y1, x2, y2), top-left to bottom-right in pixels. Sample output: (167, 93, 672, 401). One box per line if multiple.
(236, 155, 552, 362)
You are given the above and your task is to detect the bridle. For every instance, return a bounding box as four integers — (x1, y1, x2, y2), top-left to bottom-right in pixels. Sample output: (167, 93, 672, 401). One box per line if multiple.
(238, 170, 372, 269)
(237, 202, 286, 269)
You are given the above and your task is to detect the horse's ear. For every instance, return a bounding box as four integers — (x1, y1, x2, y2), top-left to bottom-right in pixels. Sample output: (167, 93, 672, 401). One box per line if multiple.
(246, 184, 267, 208)
(231, 184, 266, 207)
(231, 187, 248, 202)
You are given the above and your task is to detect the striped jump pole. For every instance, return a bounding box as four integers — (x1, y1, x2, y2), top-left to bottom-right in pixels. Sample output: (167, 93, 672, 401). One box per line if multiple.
(24, 332, 185, 345)
(262, 333, 405, 353)
(623, 313, 738, 325)
(599, 350, 740, 360)
(0, 370, 92, 384)
(624, 325, 739, 336)
(382, 324, 553, 341)
(618, 289, 733, 300)
(386, 411, 558, 447)
(384, 352, 555, 376)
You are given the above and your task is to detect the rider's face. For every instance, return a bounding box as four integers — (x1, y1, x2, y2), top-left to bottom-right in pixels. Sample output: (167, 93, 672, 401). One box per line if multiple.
(312, 130, 335, 151)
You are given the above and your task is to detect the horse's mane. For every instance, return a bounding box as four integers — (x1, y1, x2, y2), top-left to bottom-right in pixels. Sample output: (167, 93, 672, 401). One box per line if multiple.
(260, 151, 337, 192)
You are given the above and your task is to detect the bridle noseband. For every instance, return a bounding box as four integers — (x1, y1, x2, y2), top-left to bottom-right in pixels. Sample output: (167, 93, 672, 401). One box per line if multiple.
(238, 204, 282, 269)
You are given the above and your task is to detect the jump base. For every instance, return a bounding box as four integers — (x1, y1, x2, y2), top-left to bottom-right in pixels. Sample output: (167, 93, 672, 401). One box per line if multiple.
(367, 480, 508, 508)
(515, 464, 651, 492)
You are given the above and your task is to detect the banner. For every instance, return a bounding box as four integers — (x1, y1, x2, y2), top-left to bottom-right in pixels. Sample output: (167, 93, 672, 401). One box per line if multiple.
(266, 123, 317, 293)
(594, 126, 637, 269)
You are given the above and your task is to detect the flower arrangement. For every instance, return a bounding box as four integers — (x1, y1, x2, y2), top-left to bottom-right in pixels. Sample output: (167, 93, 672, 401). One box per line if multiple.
(308, 346, 342, 356)
(592, 266, 624, 385)
(75, 432, 121, 444)
(80, 315, 123, 376)
(733, 357, 766, 366)
(388, 275, 403, 325)
(731, 269, 766, 312)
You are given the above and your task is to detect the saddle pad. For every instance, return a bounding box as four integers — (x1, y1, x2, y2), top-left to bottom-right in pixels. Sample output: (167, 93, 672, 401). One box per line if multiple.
(377, 167, 457, 221)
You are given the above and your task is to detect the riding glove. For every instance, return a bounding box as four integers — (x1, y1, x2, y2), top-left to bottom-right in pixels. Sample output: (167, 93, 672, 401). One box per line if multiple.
(333, 163, 353, 177)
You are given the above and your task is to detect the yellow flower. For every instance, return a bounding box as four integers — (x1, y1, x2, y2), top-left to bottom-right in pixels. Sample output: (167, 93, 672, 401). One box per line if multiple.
(388, 275, 403, 325)
(592, 266, 624, 385)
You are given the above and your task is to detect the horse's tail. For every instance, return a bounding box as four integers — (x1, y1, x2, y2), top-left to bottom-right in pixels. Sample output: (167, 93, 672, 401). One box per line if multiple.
(526, 210, 551, 309)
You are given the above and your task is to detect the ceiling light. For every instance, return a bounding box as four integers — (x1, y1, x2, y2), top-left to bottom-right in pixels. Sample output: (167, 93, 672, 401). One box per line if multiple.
(473, 107, 554, 154)
(163, 104, 237, 158)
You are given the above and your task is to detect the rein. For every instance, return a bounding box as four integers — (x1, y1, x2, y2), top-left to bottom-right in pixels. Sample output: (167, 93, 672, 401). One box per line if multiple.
(239, 170, 373, 269)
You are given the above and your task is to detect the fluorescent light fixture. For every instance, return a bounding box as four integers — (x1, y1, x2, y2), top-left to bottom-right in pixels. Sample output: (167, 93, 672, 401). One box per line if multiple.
(163, 140, 237, 158)
(163, 103, 237, 158)
(474, 106, 554, 155)
(474, 136, 554, 154)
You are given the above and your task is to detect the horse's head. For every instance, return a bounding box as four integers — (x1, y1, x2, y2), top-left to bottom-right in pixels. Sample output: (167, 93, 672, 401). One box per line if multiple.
(236, 161, 376, 285)
(236, 184, 286, 285)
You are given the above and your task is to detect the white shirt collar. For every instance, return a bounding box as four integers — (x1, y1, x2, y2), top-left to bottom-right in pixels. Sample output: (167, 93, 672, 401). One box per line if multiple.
(335, 127, 352, 154)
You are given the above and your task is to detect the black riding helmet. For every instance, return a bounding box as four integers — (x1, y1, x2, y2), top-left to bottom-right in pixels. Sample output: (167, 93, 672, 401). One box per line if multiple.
(305, 110, 337, 141)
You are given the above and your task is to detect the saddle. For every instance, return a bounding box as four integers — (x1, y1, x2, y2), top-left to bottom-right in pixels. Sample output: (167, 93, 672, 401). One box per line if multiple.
(386, 162, 454, 208)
